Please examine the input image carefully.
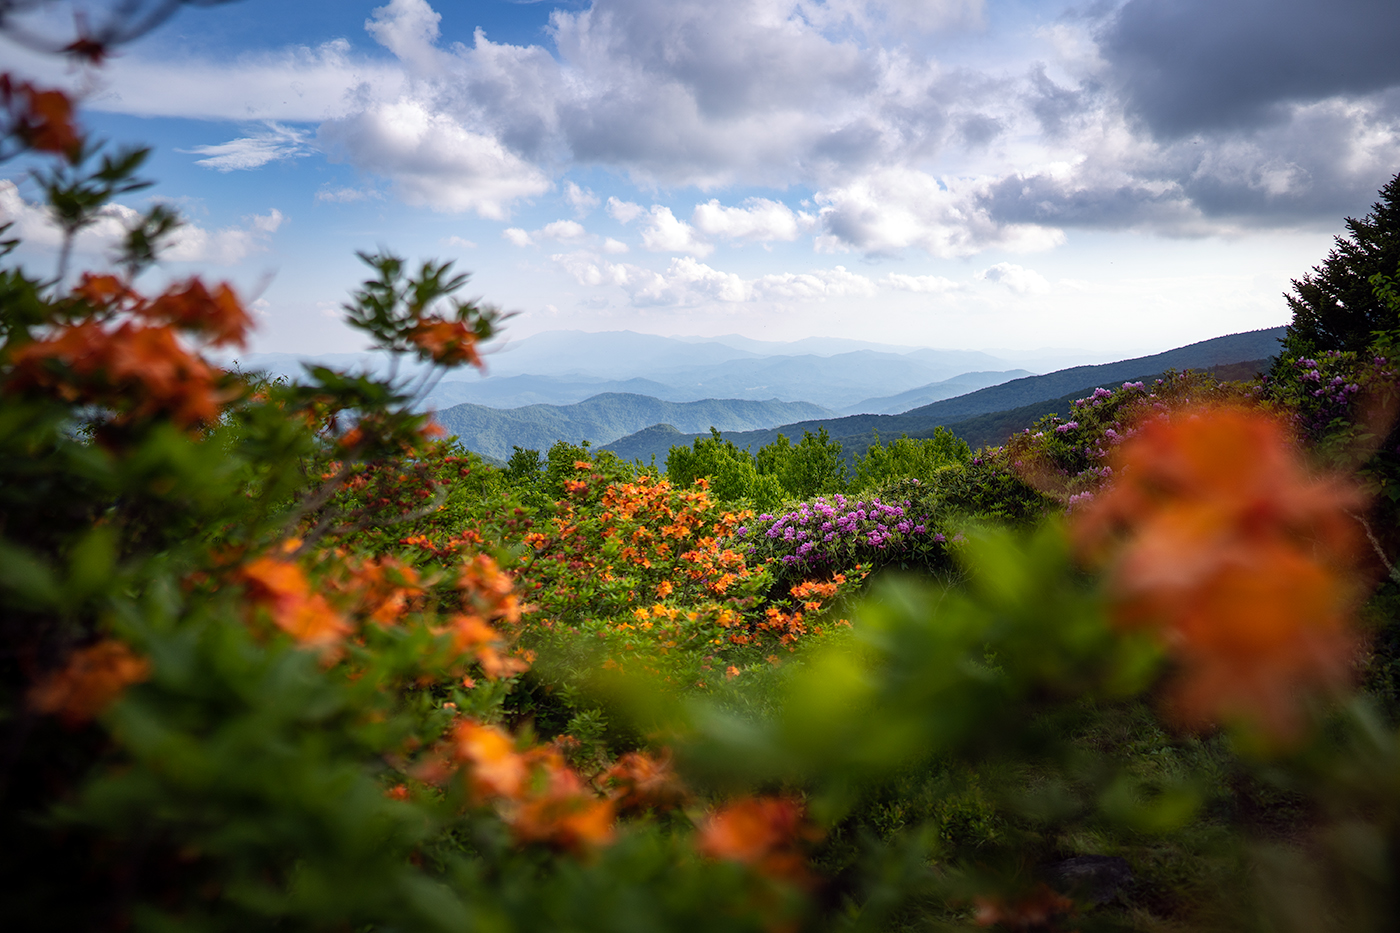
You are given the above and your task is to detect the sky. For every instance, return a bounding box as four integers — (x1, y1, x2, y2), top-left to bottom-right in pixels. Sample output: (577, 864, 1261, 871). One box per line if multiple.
(1, 0, 1398, 360)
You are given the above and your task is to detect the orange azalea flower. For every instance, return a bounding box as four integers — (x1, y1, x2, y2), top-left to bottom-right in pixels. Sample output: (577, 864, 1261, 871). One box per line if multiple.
(1, 75, 81, 157)
(697, 796, 815, 883)
(73, 273, 132, 309)
(509, 751, 616, 851)
(1073, 403, 1365, 740)
(603, 750, 689, 814)
(29, 639, 151, 726)
(451, 719, 529, 800)
(141, 279, 252, 348)
(7, 320, 229, 428)
(408, 317, 484, 368)
(239, 557, 351, 648)
(336, 555, 424, 626)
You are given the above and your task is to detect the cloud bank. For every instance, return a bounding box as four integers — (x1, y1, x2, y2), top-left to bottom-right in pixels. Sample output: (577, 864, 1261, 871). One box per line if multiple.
(30, 0, 1400, 255)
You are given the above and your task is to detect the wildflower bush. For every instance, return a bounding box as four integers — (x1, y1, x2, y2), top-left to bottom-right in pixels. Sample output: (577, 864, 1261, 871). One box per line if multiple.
(736, 492, 955, 579)
(8, 51, 1400, 933)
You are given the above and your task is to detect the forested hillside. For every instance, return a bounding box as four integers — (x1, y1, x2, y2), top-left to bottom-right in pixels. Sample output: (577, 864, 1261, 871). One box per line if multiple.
(433, 393, 834, 460)
(603, 327, 1286, 462)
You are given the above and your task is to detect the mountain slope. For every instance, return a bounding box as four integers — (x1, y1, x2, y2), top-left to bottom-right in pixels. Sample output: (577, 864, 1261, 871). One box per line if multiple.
(601, 327, 1285, 463)
(840, 369, 1034, 415)
(434, 394, 834, 461)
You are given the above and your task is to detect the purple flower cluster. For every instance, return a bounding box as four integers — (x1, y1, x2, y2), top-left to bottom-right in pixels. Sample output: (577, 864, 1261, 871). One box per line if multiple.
(1072, 386, 1116, 409)
(1292, 352, 1394, 437)
(736, 494, 948, 569)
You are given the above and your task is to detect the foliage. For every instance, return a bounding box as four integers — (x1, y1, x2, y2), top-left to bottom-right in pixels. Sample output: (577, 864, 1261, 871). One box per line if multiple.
(755, 426, 848, 500)
(850, 426, 971, 492)
(1279, 171, 1400, 357)
(735, 492, 954, 580)
(666, 427, 786, 510)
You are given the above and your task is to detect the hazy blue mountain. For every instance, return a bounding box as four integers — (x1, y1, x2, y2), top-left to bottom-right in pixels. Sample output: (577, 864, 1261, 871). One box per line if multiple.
(421, 375, 696, 410)
(601, 327, 1286, 463)
(677, 333, 928, 356)
(237, 331, 1133, 412)
(841, 370, 1034, 415)
(634, 349, 1009, 408)
(433, 393, 834, 461)
(432, 348, 1021, 409)
(484, 331, 760, 379)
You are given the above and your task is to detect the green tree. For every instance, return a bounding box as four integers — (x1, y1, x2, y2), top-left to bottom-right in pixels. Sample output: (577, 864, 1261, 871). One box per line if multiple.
(666, 428, 783, 508)
(852, 427, 972, 492)
(757, 427, 847, 500)
(1280, 171, 1400, 356)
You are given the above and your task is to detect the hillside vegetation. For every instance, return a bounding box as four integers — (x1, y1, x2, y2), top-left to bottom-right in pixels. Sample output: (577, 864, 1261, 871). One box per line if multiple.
(603, 327, 1285, 463)
(432, 392, 834, 460)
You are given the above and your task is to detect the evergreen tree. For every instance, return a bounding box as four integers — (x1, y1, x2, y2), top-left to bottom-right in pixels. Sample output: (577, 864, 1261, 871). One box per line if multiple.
(1281, 171, 1400, 356)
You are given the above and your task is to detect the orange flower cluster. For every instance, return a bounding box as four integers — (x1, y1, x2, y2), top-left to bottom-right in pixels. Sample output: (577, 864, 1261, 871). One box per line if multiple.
(1073, 403, 1365, 740)
(527, 472, 759, 605)
(408, 317, 485, 368)
(399, 529, 484, 560)
(449, 720, 615, 851)
(240, 548, 530, 678)
(29, 639, 151, 726)
(602, 750, 689, 814)
(1, 74, 80, 157)
(448, 554, 529, 678)
(239, 556, 351, 650)
(6, 276, 252, 429)
(697, 796, 816, 884)
(331, 554, 426, 626)
(744, 575, 851, 649)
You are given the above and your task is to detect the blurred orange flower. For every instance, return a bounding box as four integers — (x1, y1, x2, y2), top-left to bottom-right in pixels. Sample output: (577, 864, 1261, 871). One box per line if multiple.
(408, 318, 484, 368)
(509, 750, 616, 851)
(450, 720, 528, 800)
(603, 750, 688, 814)
(1073, 403, 1365, 740)
(239, 557, 350, 649)
(29, 639, 150, 726)
(2, 75, 81, 157)
(697, 796, 816, 883)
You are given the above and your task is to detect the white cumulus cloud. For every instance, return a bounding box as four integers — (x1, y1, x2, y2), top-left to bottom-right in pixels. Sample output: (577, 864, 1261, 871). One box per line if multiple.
(691, 198, 815, 242)
(0, 181, 285, 266)
(551, 250, 877, 307)
(639, 206, 712, 256)
(977, 262, 1051, 295)
(607, 197, 645, 224)
(317, 97, 549, 220)
(564, 182, 600, 215)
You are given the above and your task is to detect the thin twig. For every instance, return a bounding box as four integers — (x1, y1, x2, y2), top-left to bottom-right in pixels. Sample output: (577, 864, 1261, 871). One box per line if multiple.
(1348, 510, 1400, 584)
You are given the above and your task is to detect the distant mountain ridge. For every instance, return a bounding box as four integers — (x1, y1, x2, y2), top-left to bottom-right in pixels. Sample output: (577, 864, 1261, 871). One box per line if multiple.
(840, 369, 1035, 415)
(237, 331, 1125, 412)
(432, 393, 834, 461)
(601, 326, 1286, 463)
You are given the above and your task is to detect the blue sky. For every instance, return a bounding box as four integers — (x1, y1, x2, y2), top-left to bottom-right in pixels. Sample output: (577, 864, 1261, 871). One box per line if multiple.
(2, 0, 1397, 359)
